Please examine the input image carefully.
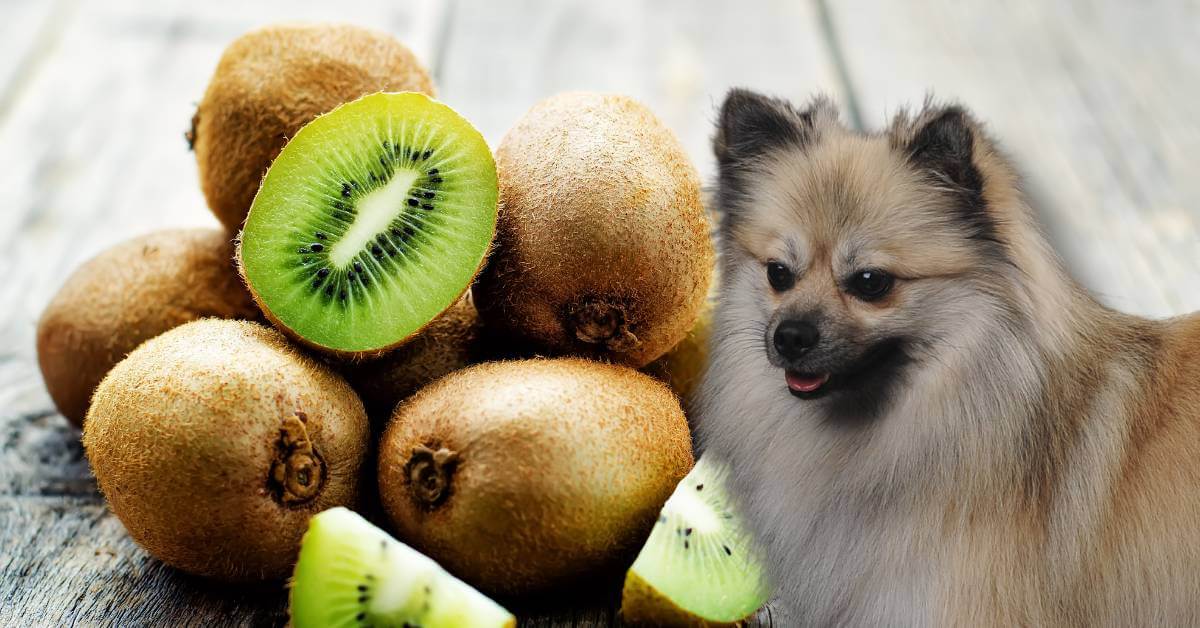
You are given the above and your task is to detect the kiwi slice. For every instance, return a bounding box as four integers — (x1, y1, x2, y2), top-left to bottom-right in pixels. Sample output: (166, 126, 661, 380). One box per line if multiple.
(290, 507, 514, 628)
(621, 457, 770, 626)
(239, 92, 498, 356)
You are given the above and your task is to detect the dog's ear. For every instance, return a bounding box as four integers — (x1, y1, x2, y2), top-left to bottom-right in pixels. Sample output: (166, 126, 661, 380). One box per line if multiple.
(904, 106, 985, 202)
(714, 89, 818, 166)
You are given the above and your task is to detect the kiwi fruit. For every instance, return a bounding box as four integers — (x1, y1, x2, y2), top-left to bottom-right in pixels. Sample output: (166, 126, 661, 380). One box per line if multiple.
(644, 295, 714, 416)
(191, 23, 435, 232)
(621, 457, 770, 626)
(36, 228, 258, 426)
(238, 91, 499, 357)
(342, 296, 486, 419)
(474, 92, 714, 368)
(290, 507, 515, 628)
(83, 320, 369, 581)
(378, 358, 694, 597)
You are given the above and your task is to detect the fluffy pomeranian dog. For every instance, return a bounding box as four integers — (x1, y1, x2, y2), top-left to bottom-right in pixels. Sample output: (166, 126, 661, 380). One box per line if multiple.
(696, 89, 1200, 625)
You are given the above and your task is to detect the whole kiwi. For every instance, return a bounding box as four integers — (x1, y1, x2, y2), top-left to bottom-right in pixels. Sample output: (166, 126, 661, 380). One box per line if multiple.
(378, 358, 694, 597)
(190, 23, 435, 232)
(643, 295, 713, 417)
(36, 228, 259, 427)
(474, 92, 714, 368)
(83, 319, 370, 582)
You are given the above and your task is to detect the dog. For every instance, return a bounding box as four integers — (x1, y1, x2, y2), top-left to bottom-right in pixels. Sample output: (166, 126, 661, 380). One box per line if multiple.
(695, 89, 1200, 626)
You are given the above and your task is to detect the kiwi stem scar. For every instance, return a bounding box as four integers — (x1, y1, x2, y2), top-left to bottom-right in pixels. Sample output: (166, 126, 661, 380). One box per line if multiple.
(406, 445, 459, 508)
(270, 412, 327, 505)
(329, 168, 421, 267)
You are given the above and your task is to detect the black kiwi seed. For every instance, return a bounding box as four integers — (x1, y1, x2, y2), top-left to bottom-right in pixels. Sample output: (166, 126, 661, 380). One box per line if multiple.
(311, 279, 321, 288)
(422, 191, 435, 199)
(422, 150, 432, 159)
(310, 243, 324, 252)
(315, 231, 327, 240)
(421, 204, 434, 211)
(696, 484, 704, 491)
(339, 290, 348, 301)
(685, 528, 693, 536)
(324, 286, 334, 297)
(356, 612, 366, 621)
(353, 261, 364, 273)
(346, 270, 355, 279)
(428, 168, 439, 175)
(341, 183, 352, 198)
(724, 545, 732, 555)
(407, 198, 419, 207)
(390, 227, 402, 237)
(684, 540, 690, 550)
(318, 268, 330, 278)
(357, 585, 368, 592)
(430, 177, 443, 184)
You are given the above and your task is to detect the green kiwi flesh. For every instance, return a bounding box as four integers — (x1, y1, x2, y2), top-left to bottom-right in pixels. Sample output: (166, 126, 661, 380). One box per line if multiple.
(290, 507, 515, 628)
(621, 457, 770, 626)
(239, 92, 498, 356)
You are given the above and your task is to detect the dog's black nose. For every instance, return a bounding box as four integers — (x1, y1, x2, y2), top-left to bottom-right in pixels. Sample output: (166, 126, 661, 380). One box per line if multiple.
(774, 320, 819, 359)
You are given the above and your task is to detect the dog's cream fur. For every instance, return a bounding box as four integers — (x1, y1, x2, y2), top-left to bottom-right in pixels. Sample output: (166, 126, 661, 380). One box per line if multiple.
(697, 91, 1200, 626)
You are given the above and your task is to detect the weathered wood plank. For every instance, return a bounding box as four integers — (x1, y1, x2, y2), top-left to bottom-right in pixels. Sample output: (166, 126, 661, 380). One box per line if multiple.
(437, 0, 846, 181)
(0, 497, 290, 627)
(825, 0, 1200, 317)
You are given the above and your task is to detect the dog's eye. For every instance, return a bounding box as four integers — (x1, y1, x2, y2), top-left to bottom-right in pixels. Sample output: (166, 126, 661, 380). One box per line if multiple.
(766, 261, 795, 292)
(848, 269, 894, 301)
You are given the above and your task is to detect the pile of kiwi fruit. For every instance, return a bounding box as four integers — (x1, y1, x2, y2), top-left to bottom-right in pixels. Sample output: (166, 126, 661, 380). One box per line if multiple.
(36, 22, 768, 627)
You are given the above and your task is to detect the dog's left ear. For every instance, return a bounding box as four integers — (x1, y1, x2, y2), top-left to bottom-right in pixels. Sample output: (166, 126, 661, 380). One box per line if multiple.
(903, 107, 985, 200)
(713, 89, 821, 166)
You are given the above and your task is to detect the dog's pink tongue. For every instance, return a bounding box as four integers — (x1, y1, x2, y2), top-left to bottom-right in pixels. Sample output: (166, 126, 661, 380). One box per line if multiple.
(786, 371, 830, 393)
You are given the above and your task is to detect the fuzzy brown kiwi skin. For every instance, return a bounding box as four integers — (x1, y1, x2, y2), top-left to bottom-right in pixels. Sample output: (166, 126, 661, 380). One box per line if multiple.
(341, 296, 487, 419)
(192, 23, 435, 232)
(377, 358, 694, 598)
(473, 92, 715, 369)
(83, 320, 370, 582)
(35, 228, 260, 427)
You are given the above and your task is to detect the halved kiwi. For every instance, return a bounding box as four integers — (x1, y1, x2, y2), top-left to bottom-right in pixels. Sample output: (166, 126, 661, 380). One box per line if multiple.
(621, 457, 770, 626)
(239, 92, 498, 357)
(290, 507, 515, 628)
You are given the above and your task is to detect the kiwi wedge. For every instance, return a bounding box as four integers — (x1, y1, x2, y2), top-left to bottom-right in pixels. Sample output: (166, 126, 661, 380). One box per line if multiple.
(290, 507, 514, 628)
(621, 457, 770, 626)
(239, 92, 498, 357)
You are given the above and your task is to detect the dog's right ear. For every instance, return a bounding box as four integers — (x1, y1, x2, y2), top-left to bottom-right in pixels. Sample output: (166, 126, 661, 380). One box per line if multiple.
(713, 89, 819, 166)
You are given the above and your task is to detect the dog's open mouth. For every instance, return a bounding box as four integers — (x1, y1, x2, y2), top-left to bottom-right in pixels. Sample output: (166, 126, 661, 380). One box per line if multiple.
(783, 339, 909, 401)
(785, 371, 831, 397)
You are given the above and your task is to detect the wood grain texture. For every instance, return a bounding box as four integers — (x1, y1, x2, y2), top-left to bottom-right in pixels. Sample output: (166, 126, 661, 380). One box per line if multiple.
(825, 0, 1200, 317)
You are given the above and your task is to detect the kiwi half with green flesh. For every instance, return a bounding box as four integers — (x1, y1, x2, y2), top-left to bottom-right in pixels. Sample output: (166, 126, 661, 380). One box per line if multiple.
(239, 92, 498, 357)
(378, 358, 694, 597)
(83, 320, 369, 581)
(192, 23, 435, 232)
(474, 92, 714, 368)
(291, 507, 514, 628)
(621, 457, 770, 626)
(36, 228, 259, 426)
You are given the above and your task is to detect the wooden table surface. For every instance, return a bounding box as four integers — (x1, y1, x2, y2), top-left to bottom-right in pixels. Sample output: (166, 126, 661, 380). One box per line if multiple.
(2, 0, 1198, 625)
